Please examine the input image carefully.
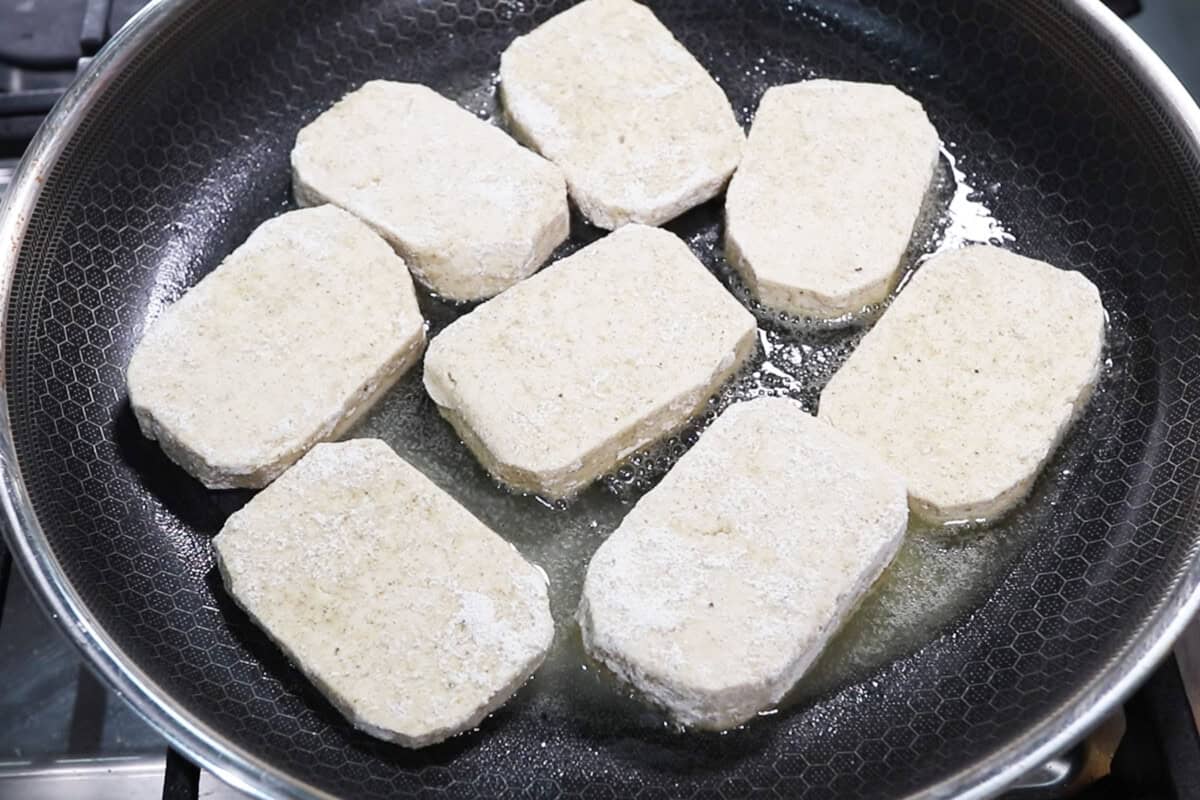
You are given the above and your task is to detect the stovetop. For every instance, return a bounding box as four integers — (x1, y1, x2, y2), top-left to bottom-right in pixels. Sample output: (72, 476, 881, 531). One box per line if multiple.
(2, 1, 1200, 798)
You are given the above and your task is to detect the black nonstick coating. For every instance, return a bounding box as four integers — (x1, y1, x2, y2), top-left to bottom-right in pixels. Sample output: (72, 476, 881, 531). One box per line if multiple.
(5, 0, 1200, 797)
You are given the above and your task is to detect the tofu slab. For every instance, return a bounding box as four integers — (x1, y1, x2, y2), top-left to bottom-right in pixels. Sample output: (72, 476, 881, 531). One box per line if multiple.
(213, 439, 554, 748)
(820, 246, 1106, 523)
(423, 224, 756, 499)
(292, 81, 569, 301)
(578, 398, 908, 729)
(725, 80, 941, 319)
(499, 0, 744, 230)
(126, 205, 425, 489)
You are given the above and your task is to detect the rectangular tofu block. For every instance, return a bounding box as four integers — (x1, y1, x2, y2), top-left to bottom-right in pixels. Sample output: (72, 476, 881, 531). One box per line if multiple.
(820, 245, 1107, 523)
(578, 398, 909, 729)
(292, 81, 569, 301)
(423, 224, 756, 499)
(725, 80, 941, 320)
(213, 439, 555, 748)
(126, 205, 425, 489)
(499, 0, 744, 230)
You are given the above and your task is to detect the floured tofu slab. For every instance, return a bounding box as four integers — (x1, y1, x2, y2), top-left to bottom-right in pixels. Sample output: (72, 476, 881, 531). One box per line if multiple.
(423, 224, 756, 499)
(725, 80, 940, 320)
(292, 81, 569, 301)
(127, 205, 425, 489)
(213, 438, 554, 748)
(578, 397, 908, 729)
(499, 0, 744, 230)
(820, 246, 1106, 523)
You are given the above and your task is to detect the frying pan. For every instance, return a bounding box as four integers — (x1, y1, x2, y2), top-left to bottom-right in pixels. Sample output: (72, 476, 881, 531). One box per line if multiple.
(3, 0, 1200, 797)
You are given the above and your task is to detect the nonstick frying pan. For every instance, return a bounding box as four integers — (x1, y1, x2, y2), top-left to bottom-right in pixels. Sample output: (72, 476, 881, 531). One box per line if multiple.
(4, 0, 1200, 798)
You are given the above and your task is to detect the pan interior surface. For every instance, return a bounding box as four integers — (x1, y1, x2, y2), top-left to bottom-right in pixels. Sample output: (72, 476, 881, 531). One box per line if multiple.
(5, 1, 1200, 797)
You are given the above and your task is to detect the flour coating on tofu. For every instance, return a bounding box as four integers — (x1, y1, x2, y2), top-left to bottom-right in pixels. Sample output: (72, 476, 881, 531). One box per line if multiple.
(499, 0, 744, 230)
(292, 81, 569, 301)
(126, 206, 425, 489)
(820, 246, 1107, 523)
(423, 224, 756, 500)
(725, 80, 940, 320)
(578, 398, 908, 729)
(213, 439, 554, 748)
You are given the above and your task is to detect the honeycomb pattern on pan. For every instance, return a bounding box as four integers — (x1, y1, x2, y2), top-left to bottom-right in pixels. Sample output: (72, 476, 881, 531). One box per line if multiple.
(5, 0, 1200, 797)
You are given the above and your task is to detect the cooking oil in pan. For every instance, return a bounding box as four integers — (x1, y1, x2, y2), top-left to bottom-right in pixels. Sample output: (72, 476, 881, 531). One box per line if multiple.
(354, 143, 1113, 730)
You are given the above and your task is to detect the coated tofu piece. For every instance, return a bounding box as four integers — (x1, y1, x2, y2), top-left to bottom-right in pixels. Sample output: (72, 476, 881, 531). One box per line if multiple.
(578, 398, 908, 729)
(499, 0, 744, 230)
(725, 80, 941, 320)
(423, 224, 756, 499)
(127, 205, 425, 489)
(820, 246, 1106, 523)
(213, 439, 555, 748)
(292, 81, 569, 301)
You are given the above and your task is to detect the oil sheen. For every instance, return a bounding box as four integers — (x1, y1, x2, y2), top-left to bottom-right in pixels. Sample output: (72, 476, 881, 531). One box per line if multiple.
(354, 111, 1118, 732)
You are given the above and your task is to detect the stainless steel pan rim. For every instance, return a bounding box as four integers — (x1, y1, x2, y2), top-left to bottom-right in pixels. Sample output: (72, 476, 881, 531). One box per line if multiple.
(2, 1, 1200, 798)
